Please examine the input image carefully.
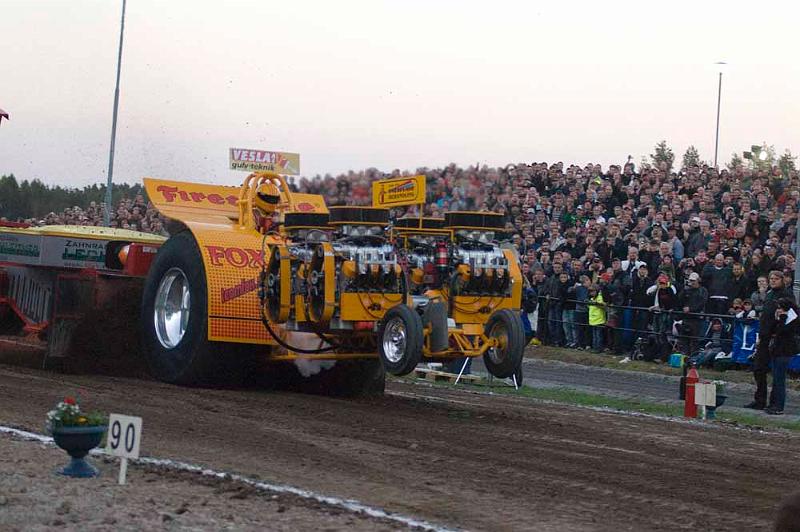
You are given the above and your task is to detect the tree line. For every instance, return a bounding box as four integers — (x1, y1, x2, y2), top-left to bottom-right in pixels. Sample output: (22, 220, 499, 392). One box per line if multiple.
(0, 174, 145, 221)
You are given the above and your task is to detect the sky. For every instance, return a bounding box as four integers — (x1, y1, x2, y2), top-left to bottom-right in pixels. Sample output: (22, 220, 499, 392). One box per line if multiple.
(1, 0, 798, 188)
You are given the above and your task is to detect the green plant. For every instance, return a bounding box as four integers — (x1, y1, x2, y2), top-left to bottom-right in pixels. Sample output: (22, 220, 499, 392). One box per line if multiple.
(46, 396, 107, 432)
(650, 140, 675, 171)
(681, 145, 701, 169)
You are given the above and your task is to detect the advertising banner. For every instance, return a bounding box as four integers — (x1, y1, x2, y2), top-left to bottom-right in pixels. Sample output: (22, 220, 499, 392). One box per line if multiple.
(229, 148, 300, 175)
(372, 175, 426, 208)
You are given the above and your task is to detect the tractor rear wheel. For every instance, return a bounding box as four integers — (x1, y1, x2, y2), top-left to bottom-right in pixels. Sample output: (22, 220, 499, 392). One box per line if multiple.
(483, 309, 524, 379)
(378, 304, 423, 376)
(140, 231, 223, 385)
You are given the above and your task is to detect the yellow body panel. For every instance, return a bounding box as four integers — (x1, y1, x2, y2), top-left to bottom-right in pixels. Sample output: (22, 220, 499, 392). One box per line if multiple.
(143, 175, 330, 345)
(451, 295, 515, 325)
(338, 292, 406, 322)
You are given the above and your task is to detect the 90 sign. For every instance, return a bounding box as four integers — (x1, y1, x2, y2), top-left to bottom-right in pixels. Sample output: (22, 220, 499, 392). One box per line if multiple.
(106, 414, 142, 458)
(106, 414, 142, 485)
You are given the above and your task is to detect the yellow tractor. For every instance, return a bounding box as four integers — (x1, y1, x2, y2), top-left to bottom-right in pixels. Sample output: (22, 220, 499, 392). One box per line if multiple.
(137, 171, 525, 393)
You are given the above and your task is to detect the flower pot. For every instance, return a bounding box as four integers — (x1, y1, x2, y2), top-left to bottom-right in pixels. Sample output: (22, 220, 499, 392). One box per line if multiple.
(50, 425, 107, 478)
(706, 395, 727, 420)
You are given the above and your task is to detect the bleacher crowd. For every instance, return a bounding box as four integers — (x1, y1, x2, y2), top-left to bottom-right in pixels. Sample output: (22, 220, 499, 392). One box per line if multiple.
(7, 159, 798, 365)
(14, 194, 168, 236)
(297, 160, 799, 364)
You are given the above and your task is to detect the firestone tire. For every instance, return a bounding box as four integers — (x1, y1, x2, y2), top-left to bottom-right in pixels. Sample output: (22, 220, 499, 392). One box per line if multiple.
(378, 304, 423, 376)
(483, 309, 525, 379)
(422, 301, 448, 353)
(140, 231, 222, 385)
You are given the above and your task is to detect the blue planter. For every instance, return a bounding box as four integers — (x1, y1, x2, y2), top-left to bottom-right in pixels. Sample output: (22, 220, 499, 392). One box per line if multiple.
(706, 394, 727, 420)
(50, 425, 107, 478)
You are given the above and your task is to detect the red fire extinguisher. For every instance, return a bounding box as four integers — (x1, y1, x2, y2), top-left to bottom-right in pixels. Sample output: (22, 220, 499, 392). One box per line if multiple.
(435, 240, 448, 268)
(434, 240, 449, 288)
(684, 366, 699, 418)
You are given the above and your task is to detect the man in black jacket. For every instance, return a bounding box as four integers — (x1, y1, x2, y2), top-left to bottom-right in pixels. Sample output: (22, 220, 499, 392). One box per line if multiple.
(727, 262, 750, 302)
(702, 253, 733, 315)
(745, 270, 794, 411)
(628, 264, 653, 351)
(678, 272, 708, 355)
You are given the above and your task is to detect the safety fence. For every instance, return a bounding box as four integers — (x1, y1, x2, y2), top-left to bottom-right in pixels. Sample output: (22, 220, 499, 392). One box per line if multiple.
(527, 295, 771, 366)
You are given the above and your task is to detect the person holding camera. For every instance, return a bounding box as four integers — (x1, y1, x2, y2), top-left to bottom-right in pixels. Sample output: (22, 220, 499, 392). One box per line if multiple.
(745, 271, 795, 414)
(759, 297, 799, 415)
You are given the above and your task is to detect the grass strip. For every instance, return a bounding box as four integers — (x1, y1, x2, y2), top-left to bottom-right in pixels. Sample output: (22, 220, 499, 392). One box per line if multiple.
(527, 346, 800, 391)
(400, 376, 800, 433)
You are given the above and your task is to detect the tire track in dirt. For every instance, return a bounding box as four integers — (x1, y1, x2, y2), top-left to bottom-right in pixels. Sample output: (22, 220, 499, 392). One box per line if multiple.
(0, 364, 797, 531)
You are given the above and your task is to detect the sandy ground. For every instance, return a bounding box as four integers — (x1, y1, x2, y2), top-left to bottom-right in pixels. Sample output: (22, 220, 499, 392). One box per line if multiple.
(0, 363, 798, 531)
(0, 433, 408, 531)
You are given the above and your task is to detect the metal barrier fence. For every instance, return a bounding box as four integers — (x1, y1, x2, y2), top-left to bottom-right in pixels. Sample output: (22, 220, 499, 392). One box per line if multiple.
(529, 295, 757, 357)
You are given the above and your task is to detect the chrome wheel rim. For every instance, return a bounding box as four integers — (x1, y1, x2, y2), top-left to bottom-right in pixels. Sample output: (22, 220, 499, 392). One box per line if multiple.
(154, 268, 190, 349)
(382, 317, 407, 364)
(487, 322, 508, 364)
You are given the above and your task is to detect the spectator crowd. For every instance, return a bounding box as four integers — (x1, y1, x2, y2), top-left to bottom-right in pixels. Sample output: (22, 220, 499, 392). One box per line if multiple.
(296, 159, 799, 363)
(4, 157, 798, 365)
(5, 194, 168, 236)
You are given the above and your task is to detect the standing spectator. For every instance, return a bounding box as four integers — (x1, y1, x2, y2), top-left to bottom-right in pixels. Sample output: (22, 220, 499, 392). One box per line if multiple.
(761, 297, 800, 415)
(749, 276, 769, 315)
(531, 268, 549, 345)
(702, 253, 733, 315)
(588, 284, 606, 352)
(572, 275, 591, 350)
(544, 266, 566, 346)
(557, 272, 577, 348)
(745, 271, 793, 411)
(727, 262, 750, 302)
(678, 271, 707, 356)
(646, 273, 679, 361)
(628, 264, 653, 348)
(620, 246, 646, 280)
(600, 271, 625, 354)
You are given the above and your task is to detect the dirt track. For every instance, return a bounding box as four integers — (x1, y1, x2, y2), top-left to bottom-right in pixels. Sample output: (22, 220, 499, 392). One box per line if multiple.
(0, 363, 798, 531)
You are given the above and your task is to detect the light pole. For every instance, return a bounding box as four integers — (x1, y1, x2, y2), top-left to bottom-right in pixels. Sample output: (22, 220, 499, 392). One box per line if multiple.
(713, 62, 726, 169)
(104, 0, 127, 227)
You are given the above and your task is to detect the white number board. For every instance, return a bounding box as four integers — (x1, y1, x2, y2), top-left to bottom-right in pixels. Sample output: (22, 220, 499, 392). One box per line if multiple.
(106, 414, 142, 459)
(694, 382, 717, 407)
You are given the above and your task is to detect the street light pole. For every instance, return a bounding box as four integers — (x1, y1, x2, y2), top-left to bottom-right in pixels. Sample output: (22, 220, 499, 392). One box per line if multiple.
(713, 70, 722, 169)
(104, 0, 127, 227)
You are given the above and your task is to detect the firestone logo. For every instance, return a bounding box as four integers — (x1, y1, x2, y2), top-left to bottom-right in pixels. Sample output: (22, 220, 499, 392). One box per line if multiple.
(205, 246, 263, 269)
(156, 185, 238, 207)
(388, 180, 415, 193)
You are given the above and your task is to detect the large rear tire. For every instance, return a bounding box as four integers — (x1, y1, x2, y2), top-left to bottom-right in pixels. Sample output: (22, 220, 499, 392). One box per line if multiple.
(483, 309, 524, 379)
(140, 231, 222, 385)
(378, 304, 423, 376)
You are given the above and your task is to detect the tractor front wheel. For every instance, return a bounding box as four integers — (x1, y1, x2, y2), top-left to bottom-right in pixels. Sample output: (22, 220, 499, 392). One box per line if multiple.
(483, 309, 524, 379)
(378, 304, 423, 376)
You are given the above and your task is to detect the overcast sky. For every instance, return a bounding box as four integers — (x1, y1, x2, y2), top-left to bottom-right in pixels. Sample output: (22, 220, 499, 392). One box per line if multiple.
(1, 0, 798, 188)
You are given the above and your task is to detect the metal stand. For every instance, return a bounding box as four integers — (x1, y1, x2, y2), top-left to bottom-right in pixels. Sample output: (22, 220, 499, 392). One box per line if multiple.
(453, 358, 470, 385)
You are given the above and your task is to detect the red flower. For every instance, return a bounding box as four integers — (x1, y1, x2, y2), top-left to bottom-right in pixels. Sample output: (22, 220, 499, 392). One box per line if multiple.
(64, 397, 76, 405)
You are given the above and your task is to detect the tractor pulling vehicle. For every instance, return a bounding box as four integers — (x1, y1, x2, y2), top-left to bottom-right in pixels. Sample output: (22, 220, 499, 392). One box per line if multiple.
(0, 171, 525, 395)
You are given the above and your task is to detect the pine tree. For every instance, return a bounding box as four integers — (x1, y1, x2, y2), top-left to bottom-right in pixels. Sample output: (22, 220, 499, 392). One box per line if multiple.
(681, 146, 701, 169)
(778, 150, 797, 176)
(650, 140, 675, 171)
